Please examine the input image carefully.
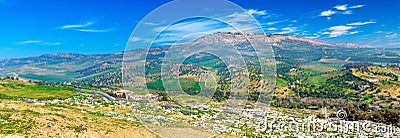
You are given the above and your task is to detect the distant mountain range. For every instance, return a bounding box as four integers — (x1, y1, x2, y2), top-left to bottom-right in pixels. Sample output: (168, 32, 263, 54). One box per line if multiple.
(0, 32, 396, 86)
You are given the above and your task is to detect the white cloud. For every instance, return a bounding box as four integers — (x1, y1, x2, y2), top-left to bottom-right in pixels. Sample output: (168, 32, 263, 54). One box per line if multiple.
(15, 40, 61, 46)
(41, 42, 61, 46)
(349, 31, 360, 35)
(274, 27, 297, 34)
(320, 4, 363, 18)
(129, 37, 142, 42)
(282, 27, 292, 31)
(349, 5, 365, 9)
(247, 9, 267, 16)
(346, 21, 376, 26)
(320, 10, 336, 17)
(334, 4, 348, 11)
(77, 29, 114, 33)
(305, 33, 320, 39)
(150, 10, 267, 45)
(342, 10, 353, 15)
(60, 21, 114, 33)
(266, 19, 290, 25)
(327, 25, 355, 37)
(267, 28, 277, 31)
(152, 18, 236, 45)
(224, 12, 263, 32)
(15, 40, 41, 45)
(385, 32, 394, 35)
(154, 11, 263, 35)
(321, 32, 330, 35)
(60, 22, 93, 29)
(142, 21, 163, 26)
(385, 33, 398, 39)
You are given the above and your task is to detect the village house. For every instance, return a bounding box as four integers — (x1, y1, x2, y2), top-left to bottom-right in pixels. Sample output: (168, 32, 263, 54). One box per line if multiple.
(367, 78, 379, 83)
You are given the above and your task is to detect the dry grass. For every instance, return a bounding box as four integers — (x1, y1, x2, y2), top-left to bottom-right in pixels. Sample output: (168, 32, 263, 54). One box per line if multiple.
(300, 64, 338, 72)
(0, 100, 158, 138)
(148, 124, 216, 138)
(318, 58, 347, 64)
(351, 67, 400, 97)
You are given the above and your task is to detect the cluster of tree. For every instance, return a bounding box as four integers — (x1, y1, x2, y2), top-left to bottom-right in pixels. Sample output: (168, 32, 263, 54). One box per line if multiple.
(350, 57, 400, 63)
(327, 71, 375, 91)
(273, 46, 324, 65)
(81, 70, 122, 87)
(359, 67, 398, 80)
(343, 63, 373, 69)
(76, 61, 116, 76)
(345, 103, 400, 127)
(288, 71, 373, 99)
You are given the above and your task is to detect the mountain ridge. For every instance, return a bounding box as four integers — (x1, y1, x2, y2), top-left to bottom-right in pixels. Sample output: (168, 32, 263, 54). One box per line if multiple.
(0, 32, 387, 84)
(193, 32, 374, 48)
(1, 32, 374, 66)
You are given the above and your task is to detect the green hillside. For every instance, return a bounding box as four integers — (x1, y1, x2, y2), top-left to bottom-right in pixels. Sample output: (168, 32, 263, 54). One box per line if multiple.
(0, 79, 76, 99)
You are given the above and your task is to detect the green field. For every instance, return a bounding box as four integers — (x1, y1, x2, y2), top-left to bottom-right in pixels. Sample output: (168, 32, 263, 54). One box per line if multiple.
(19, 72, 77, 82)
(276, 78, 288, 87)
(304, 70, 345, 86)
(146, 77, 203, 95)
(300, 64, 339, 74)
(0, 79, 76, 99)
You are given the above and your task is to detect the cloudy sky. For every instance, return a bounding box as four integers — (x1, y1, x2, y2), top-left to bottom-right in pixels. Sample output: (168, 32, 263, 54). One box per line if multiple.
(1, 0, 399, 59)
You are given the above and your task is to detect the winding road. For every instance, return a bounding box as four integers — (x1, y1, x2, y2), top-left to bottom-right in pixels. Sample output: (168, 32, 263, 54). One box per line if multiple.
(80, 89, 116, 101)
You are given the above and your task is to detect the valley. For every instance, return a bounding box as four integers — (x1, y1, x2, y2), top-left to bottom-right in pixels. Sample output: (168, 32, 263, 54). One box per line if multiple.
(1, 32, 400, 137)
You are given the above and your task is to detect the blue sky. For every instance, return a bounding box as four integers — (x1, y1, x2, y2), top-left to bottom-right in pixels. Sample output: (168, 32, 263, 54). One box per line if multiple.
(1, 0, 399, 59)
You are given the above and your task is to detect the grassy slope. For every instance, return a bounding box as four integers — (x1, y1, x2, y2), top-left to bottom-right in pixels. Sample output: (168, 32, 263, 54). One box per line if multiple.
(352, 66, 400, 97)
(0, 79, 157, 137)
(0, 100, 157, 137)
(0, 79, 76, 99)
